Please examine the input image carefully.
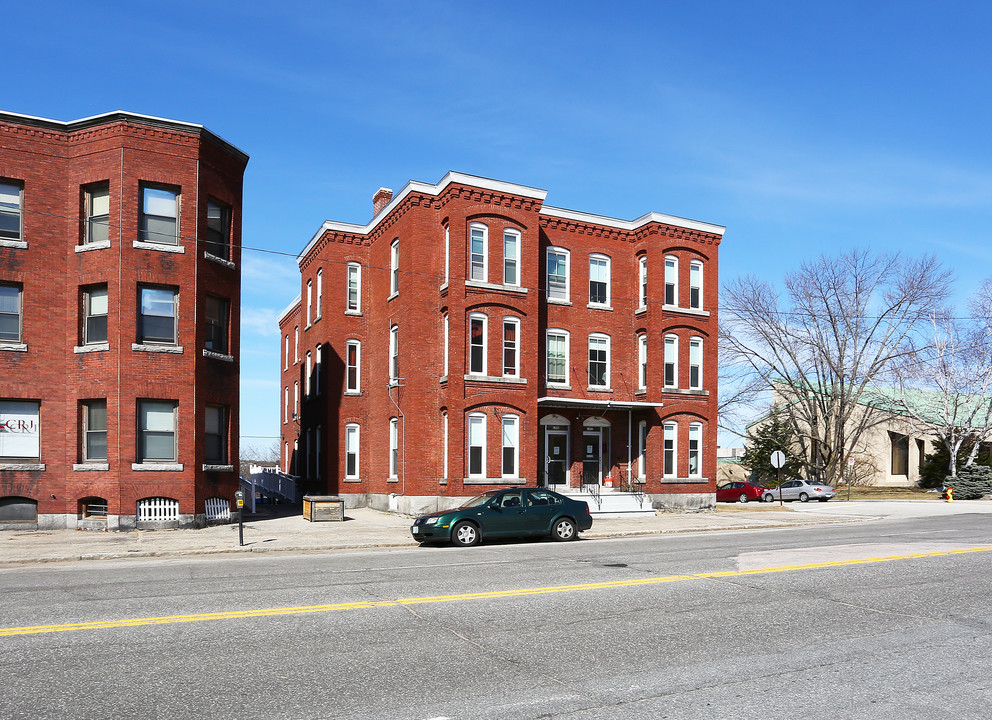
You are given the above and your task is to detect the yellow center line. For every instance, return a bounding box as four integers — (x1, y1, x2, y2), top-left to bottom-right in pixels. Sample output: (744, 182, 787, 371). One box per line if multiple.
(3, 545, 990, 637)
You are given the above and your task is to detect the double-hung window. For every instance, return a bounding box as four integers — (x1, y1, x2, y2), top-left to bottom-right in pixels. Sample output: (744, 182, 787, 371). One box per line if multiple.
(82, 400, 107, 462)
(588, 255, 610, 306)
(502, 317, 519, 377)
(469, 223, 487, 282)
(346, 340, 361, 392)
(664, 335, 678, 388)
(689, 337, 703, 390)
(637, 421, 648, 480)
(345, 424, 360, 479)
(638, 334, 647, 390)
(83, 285, 108, 345)
(443, 225, 450, 284)
(206, 200, 231, 260)
(547, 248, 569, 301)
(502, 415, 519, 478)
(306, 280, 313, 326)
(638, 256, 647, 309)
(315, 269, 323, 320)
(0, 181, 23, 242)
(688, 422, 702, 477)
(389, 418, 399, 478)
(0, 284, 21, 343)
(664, 256, 678, 306)
(205, 405, 226, 464)
(503, 229, 519, 286)
(469, 314, 487, 376)
(346, 263, 361, 312)
(294, 326, 299, 363)
(546, 330, 568, 385)
(390, 239, 399, 295)
(138, 400, 177, 462)
(389, 325, 399, 383)
(468, 413, 486, 478)
(689, 260, 703, 309)
(139, 186, 179, 245)
(305, 351, 312, 396)
(84, 184, 110, 246)
(442, 315, 449, 378)
(664, 422, 677, 477)
(205, 295, 228, 353)
(138, 286, 177, 345)
(588, 334, 610, 388)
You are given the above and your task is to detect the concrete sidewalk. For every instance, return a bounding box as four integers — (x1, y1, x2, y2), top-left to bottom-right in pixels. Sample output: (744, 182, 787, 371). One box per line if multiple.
(0, 503, 885, 567)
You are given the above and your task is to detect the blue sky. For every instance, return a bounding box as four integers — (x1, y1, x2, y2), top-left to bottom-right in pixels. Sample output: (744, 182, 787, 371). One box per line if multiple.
(9, 1, 992, 450)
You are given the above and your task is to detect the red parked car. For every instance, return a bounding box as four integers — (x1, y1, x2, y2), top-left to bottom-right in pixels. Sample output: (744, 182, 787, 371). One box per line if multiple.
(716, 481, 771, 503)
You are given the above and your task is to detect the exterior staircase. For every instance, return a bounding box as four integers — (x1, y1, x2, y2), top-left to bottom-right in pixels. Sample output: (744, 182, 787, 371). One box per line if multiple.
(559, 486, 656, 518)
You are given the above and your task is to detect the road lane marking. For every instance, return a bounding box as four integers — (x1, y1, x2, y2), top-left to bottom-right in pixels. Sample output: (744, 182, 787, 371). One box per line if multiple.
(3, 545, 990, 637)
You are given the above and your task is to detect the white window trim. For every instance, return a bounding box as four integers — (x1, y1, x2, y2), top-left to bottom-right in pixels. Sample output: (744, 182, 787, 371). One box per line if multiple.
(347, 262, 362, 313)
(345, 424, 360, 480)
(664, 334, 679, 389)
(443, 225, 450, 284)
(305, 350, 312, 397)
(665, 255, 678, 307)
(501, 414, 519, 479)
(638, 334, 647, 390)
(638, 256, 647, 311)
(469, 222, 488, 283)
(689, 260, 703, 310)
(588, 253, 611, 308)
(314, 345, 322, 396)
(390, 239, 399, 296)
(315, 269, 323, 320)
(294, 382, 299, 417)
(346, 340, 361, 393)
(294, 327, 299, 363)
(389, 417, 399, 478)
(503, 228, 520, 287)
(588, 333, 611, 390)
(688, 422, 702, 478)
(467, 412, 487, 479)
(546, 247, 570, 302)
(442, 412, 449, 481)
(664, 422, 677, 478)
(469, 313, 488, 377)
(283, 387, 289, 424)
(502, 316, 520, 378)
(389, 325, 399, 383)
(637, 421, 648, 480)
(283, 335, 289, 370)
(442, 314, 449, 379)
(546, 329, 570, 386)
(689, 337, 703, 390)
(306, 280, 313, 327)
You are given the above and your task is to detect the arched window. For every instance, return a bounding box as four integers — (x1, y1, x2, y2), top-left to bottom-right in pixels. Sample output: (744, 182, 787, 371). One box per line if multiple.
(546, 329, 569, 385)
(664, 255, 678, 306)
(501, 414, 519, 478)
(345, 423, 360, 479)
(588, 333, 610, 388)
(346, 262, 361, 313)
(638, 256, 647, 310)
(503, 229, 520, 286)
(345, 340, 361, 392)
(389, 325, 399, 383)
(469, 223, 488, 282)
(689, 260, 703, 309)
(689, 337, 703, 390)
(468, 413, 486, 478)
(469, 313, 488, 376)
(547, 247, 570, 301)
(588, 254, 610, 307)
(638, 334, 647, 390)
(503, 316, 520, 378)
(688, 422, 702, 477)
(664, 334, 678, 388)
(664, 422, 677, 478)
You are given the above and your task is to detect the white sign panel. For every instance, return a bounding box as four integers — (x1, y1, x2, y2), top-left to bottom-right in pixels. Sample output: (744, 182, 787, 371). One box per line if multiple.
(0, 401, 40, 458)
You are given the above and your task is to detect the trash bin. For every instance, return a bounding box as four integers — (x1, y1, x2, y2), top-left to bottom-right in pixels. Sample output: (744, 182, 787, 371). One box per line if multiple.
(303, 495, 345, 522)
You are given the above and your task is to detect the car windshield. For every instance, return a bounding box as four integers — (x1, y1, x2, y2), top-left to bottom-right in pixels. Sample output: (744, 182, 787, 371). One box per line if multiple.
(462, 492, 500, 508)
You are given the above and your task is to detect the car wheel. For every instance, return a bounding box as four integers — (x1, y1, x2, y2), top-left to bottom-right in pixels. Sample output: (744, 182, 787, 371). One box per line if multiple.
(799, 492, 809, 502)
(552, 518, 577, 541)
(763, 494, 774, 503)
(738, 493, 749, 503)
(452, 521, 480, 547)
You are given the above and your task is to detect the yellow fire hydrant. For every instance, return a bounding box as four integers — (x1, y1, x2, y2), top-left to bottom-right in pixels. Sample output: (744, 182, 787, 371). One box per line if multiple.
(946, 486, 954, 502)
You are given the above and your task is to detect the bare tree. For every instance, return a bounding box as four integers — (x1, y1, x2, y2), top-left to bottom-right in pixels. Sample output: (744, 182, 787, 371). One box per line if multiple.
(886, 280, 992, 477)
(722, 249, 951, 485)
(239, 439, 280, 478)
(717, 320, 768, 440)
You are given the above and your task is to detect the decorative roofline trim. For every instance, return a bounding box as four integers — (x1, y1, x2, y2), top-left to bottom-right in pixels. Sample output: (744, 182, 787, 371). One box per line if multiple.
(540, 206, 726, 236)
(277, 294, 302, 323)
(0, 109, 248, 163)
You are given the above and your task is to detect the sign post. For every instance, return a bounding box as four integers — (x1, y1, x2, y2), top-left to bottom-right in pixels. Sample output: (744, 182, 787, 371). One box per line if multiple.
(235, 490, 245, 547)
(770, 450, 786, 507)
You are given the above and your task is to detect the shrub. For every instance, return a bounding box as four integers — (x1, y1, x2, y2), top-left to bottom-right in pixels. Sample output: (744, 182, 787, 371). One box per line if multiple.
(945, 465, 992, 500)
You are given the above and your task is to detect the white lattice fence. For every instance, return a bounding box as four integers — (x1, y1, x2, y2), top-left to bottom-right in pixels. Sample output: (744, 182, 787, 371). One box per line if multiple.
(204, 497, 231, 521)
(136, 497, 179, 522)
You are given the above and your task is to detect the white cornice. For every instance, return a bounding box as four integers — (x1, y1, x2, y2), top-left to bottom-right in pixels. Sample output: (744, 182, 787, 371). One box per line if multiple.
(297, 172, 549, 264)
(277, 294, 302, 324)
(540, 206, 726, 236)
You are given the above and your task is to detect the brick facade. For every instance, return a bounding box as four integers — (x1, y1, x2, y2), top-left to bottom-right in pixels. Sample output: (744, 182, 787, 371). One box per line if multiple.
(279, 172, 723, 513)
(0, 111, 247, 530)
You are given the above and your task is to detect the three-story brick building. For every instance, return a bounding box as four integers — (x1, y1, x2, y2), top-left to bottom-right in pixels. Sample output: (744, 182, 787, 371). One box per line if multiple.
(279, 172, 722, 514)
(0, 110, 247, 530)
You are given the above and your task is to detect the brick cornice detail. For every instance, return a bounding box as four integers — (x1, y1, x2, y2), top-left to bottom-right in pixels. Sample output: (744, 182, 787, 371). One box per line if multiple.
(540, 215, 721, 246)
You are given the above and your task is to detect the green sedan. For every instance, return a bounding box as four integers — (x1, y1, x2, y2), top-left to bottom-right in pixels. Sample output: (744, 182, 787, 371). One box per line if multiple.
(410, 487, 593, 547)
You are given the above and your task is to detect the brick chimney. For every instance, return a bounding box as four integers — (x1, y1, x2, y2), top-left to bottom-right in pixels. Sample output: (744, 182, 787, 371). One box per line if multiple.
(373, 187, 393, 217)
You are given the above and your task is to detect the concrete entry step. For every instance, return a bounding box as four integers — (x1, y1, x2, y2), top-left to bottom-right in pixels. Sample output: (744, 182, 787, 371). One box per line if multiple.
(560, 490, 657, 518)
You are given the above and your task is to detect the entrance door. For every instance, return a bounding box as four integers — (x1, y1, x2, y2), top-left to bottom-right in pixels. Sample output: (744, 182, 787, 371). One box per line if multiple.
(545, 430, 569, 487)
(582, 431, 602, 486)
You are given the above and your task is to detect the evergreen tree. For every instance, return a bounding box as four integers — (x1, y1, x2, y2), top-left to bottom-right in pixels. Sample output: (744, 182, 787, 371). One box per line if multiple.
(741, 416, 803, 486)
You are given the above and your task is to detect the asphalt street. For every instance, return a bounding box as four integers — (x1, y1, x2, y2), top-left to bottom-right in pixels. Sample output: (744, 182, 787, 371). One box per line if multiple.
(1, 509, 991, 719)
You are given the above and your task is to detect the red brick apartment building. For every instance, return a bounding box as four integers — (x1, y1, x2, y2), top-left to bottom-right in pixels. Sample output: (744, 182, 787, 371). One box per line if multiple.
(0, 110, 247, 530)
(279, 172, 723, 514)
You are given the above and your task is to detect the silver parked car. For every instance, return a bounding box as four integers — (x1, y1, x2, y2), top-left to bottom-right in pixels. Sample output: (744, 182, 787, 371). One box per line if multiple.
(763, 479, 835, 503)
